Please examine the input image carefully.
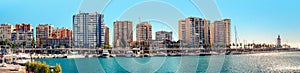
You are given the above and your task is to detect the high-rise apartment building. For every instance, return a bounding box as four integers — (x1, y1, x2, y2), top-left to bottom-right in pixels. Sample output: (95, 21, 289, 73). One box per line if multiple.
(178, 17, 210, 47)
(210, 19, 231, 47)
(11, 23, 34, 48)
(155, 31, 172, 42)
(113, 21, 133, 47)
(103, 24, 110, 45)
(0, 24, 14, 41)
(136, 22, 152, 43)
(73, 12, 104, 48)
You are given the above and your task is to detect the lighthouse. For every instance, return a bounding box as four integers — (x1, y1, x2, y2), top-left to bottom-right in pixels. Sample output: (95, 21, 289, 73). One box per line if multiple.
(277, 35, 282, 48)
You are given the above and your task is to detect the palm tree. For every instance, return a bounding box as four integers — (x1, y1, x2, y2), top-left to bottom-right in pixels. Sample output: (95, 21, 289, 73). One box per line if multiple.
(102, 42, 106, 49)
(96, 42, 99, 48)
(227, 44, 231, 48)
(31, 39, 35, 49)
(79, 41, 83, 48)
(68, 42, 72, 48)
(168, 41, 171, 48)
(4, 39, 8, 48)
(105, 43, 111, 49)
(135, 42, 139, 48)
(71, 41, 74, 48)
(175, 42, 179, 48)
(258, 44, 262, 48)
(199, 43, 203, 48)
(237, 44, 240, 48)
(180, 41, 184, 48)
(247, 44, 251, 49)
(232, 43, 236, 48)
(30, 39, 36, 57)
(40, 40, 44, 48)
(10, 43, 14, 49)
(22, 41, 27, 53)
(88, 42, 91, 49)
(127, 41, 131, 48)
(251, 43, 255, 49)
(202, 43, 207, 49)
(142, 41, 147, 47)
(283, 44, 288, 48)
(240, 43, 242, 48)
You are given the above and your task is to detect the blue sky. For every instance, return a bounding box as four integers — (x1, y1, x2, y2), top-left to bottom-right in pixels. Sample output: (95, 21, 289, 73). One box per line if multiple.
(0, 0, 299, 47)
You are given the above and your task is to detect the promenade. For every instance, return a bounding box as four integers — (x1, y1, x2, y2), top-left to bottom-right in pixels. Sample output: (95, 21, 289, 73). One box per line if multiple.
(0, 64, 25, 73)
(14, 47, 300, 55)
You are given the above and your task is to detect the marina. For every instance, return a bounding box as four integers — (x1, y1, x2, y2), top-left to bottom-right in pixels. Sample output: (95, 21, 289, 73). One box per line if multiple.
(1, 47, 299, 73)
(32, 51, 300, 73)
(1, 47, 299, 59)
(0, 0, 299, 72)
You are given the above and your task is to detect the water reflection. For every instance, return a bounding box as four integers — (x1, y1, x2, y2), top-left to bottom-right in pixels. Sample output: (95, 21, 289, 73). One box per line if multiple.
(35, 52, 300, 73)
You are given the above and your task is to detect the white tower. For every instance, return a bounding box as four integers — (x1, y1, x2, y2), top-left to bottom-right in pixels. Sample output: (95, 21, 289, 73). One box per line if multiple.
(277, 35, 282, 48)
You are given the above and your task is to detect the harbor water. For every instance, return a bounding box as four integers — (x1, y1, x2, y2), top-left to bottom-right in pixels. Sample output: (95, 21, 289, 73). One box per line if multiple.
(35, 52, 300, 73)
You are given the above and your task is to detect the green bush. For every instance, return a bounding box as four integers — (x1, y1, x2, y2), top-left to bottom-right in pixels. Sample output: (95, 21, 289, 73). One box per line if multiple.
(34, 62, 42, 73)
(52, 63, 62, 73)
(25, 61, 30, 71)
(25, 61, 60, 73)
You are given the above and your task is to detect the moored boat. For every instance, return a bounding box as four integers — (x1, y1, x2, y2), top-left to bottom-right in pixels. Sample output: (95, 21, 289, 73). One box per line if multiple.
(67, 55, 85, 59)
(101, 50, 110, 58)
(14, 53, 31, 66)
(67, 51, 85, 59)
(126, 51, 134, 57)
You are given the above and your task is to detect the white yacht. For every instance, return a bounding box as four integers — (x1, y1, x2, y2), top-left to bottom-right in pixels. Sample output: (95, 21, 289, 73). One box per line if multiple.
(67, 55, 85, 59)
(126, 51, 134, 57)
(14, 53, 31, 65)
(134, 52, 142, 57)
(156, 52, 167, 57)
(67, 51, 85, 59)
(85, 54, 95, 58)
(101, 50, 110, 58)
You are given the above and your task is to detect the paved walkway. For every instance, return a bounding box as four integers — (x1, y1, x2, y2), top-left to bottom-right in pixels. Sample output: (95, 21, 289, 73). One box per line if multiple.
(0, 64, 25, 73)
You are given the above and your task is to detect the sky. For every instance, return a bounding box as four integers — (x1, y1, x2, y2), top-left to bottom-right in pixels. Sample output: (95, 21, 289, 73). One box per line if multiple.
(0, 0, 299, 47)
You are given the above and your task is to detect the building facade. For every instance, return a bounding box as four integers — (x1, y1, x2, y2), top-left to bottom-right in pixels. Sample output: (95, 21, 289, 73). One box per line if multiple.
(0, 24, 14, 41)
(136, 22, 152, 42)
(155, 31, 172, 42)
(113, 21, 133, 48)
(178, 17, 210, 47)
(45, 27, 72, 48)
(36, 24, 54, 47)
(210, 19, 231, 47)
(73, 12, 104, 48)
(36, 24, 72, 48)
(103, 24, 110, 45)
(11, 23, 34, 48)
(49, 27, 72, 39)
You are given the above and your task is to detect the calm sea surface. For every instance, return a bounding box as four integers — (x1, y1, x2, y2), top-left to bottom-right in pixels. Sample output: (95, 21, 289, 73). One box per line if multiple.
(35, 52, 300, 73)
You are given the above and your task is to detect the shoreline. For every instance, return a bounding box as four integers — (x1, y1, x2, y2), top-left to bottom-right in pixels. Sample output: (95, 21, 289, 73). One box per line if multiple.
(29, 50, 300, 59)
